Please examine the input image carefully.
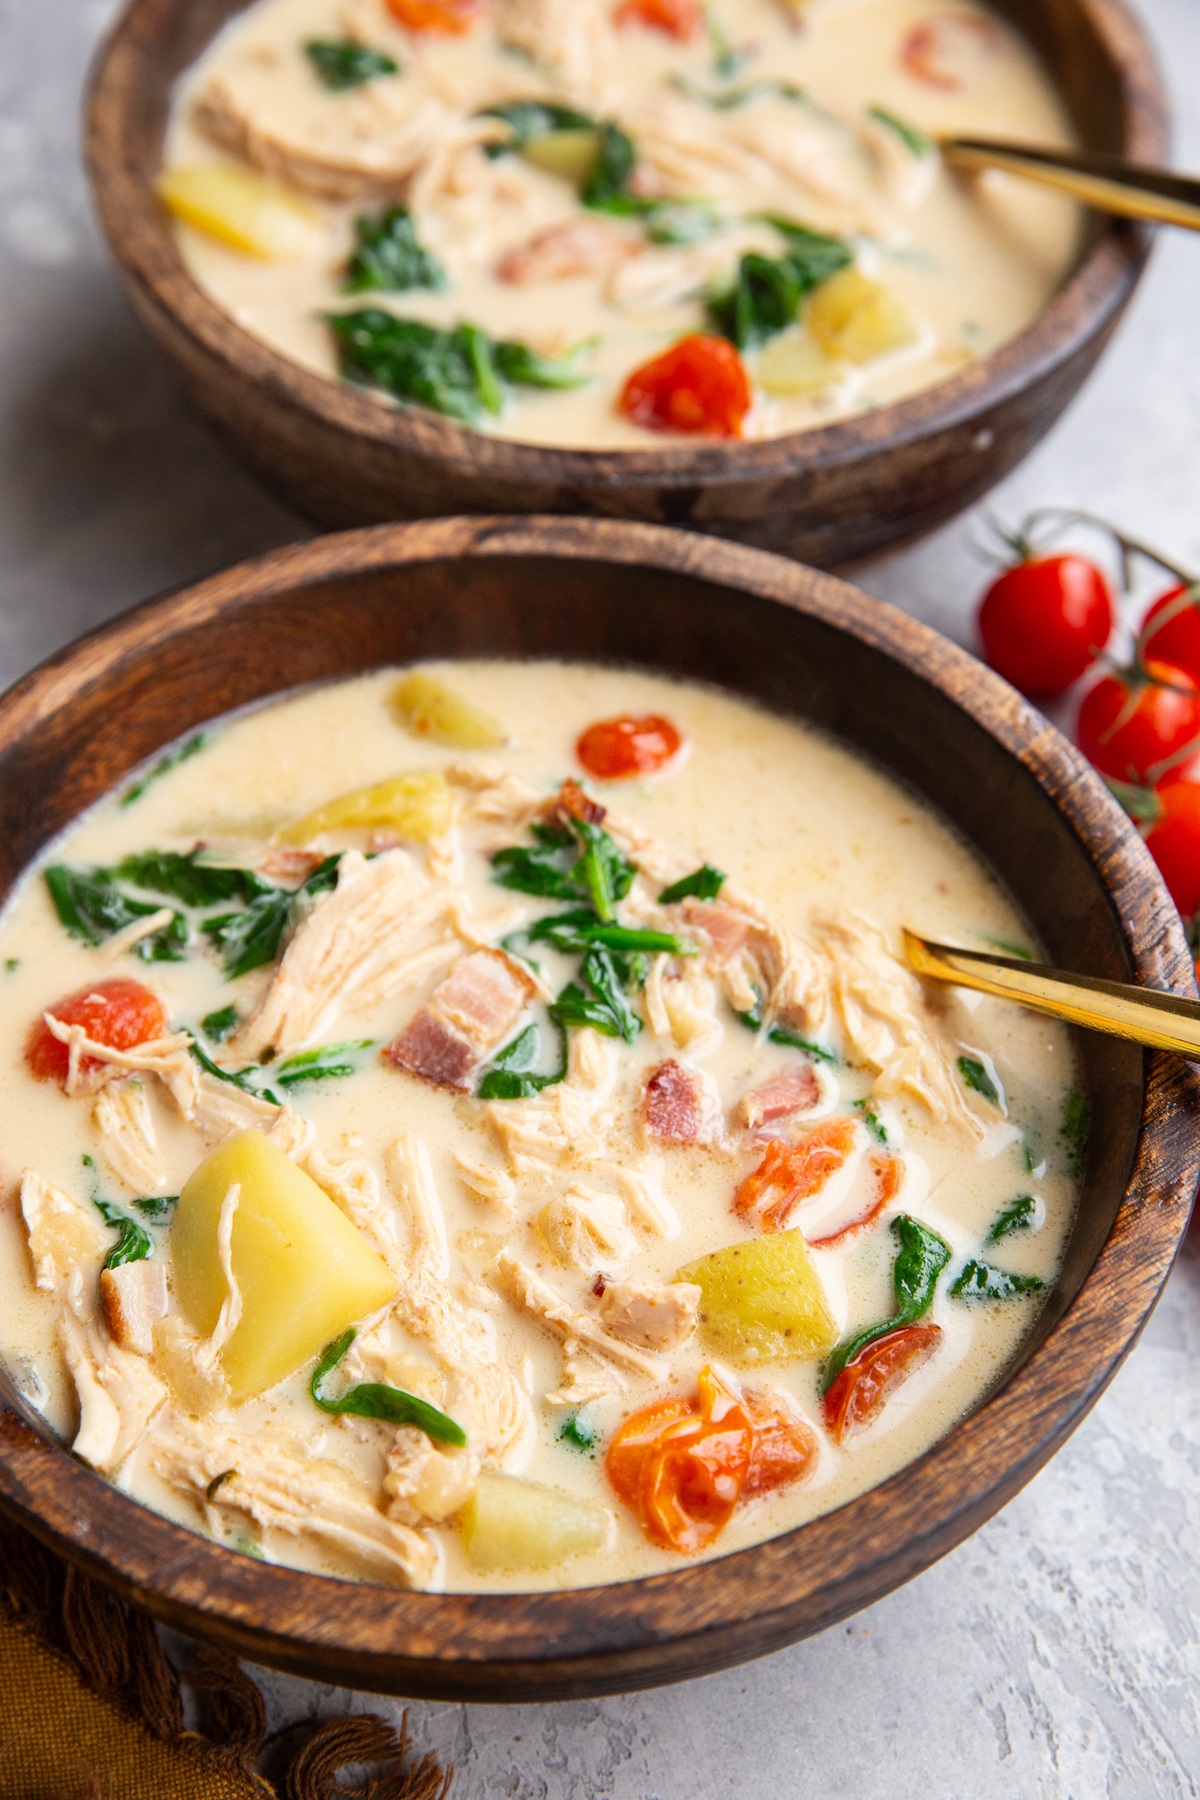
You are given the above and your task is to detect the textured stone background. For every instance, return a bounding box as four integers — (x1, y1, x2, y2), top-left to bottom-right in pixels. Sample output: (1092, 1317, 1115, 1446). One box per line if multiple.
(1, 1, 1198, 1792)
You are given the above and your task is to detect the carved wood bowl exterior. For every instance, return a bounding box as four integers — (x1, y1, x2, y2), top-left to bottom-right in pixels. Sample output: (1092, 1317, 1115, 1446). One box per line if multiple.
(0, 517, 1196, 1700)
(85, 0, 1166, 567)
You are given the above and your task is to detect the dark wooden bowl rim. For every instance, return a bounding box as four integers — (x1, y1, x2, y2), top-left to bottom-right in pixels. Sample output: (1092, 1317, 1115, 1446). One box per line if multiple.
(0, 516, 1196, 1698)
(85, 0, 1167, 491)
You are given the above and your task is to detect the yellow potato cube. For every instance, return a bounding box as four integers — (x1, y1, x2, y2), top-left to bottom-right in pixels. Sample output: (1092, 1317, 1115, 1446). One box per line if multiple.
(807, 268, 919, 365)
(277, 769, 455, 845)
(523, 129, 602, 185)
(756, 329, 842, 398)
(390, 672, 507, 749)
(461, 1472, 610, 1571)
(677, 1230, 836, 1364)
(172, 1131, 398, 1401)
(156, 165, 322, 262)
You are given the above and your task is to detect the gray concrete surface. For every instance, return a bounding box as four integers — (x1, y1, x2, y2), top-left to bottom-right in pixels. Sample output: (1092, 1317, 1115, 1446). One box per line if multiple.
(1, 0, 1198, 1792)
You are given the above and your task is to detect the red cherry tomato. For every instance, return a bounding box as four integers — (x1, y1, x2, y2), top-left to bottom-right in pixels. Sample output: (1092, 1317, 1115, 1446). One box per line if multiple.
(619, 335, 752, 439)
(1076, 659, 1200, 783)
(577, 713, 682, 779)
(26, 977, 167, 1087)
(614, 0, 703, 38)
(822, 1322, 942, 1444)
(1138, 584, 1200, 687)
(977, 554, 1114, 698)
(385, 0, 480, 32)
(1141, 778, 1200, 922)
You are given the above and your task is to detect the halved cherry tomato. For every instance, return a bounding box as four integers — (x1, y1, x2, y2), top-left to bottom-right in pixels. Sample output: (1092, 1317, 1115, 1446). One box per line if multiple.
(26, 978, 168, 1088)
(1141, 776, 1200, 922)
(606, 1366, 752, 1554)
(901, 13, 1001, 90)
(734, 1119, 859, 1232)
(1076, 659, 1200, 783)
(614, 0, 704, 40)
(822, 1322, 942, 1444)
(808, 1152, 902, 1249)
(978, 554, 1114, 698)
(1138, 584, 1200, 687)
(741, 1389, 818, 1498)
(577, 714, 682, 780)
(385, 0, 480, 33)
(619, 335, 752, 439)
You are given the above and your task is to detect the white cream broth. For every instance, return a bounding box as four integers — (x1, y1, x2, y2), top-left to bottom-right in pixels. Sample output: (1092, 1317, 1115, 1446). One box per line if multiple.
(0, 662, 1077, 1592)
(164, 0, 1081, 447)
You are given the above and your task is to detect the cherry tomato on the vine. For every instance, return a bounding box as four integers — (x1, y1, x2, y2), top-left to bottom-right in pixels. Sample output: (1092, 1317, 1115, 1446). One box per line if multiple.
(1138, 583, 1200, 687)
(619, 335, 752, 439)
(1076, 659, 1200, 783)
(978, 553, 1114, 698)
(577, 713, 682, 779)
(1141, 778, 1200, 923)
(26, 977, 167, 1087)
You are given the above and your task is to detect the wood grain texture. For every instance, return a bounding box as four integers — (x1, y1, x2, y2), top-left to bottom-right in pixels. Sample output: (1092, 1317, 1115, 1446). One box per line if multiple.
(83, 0, 1167, 567)
(0, 516, 1196, 1700)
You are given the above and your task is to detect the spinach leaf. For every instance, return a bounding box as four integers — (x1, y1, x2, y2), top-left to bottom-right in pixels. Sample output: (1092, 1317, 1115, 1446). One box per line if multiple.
(305, 37, 399, 89)
(642, 200, 721, 245)
(558, 1412, 598, 1454)
(201, 1004, 240, 1043)
(707, 221, 852, 348)
(132, 1195, 178, 1221)
(867, 104, 934, 157)
(113, 849, 269, 910)
(203, 855, 340, 980)
(120, 733, 208, 807)
(492, 337, 594, 389)
(767, 1023, 836, 1062)
(92, 1195, 154, 1271)
(189, 1037, 281, 1108)
(550, 947, 642, 1044)
(491, 841, 582, 900)
(581, 122, 639, 211)
(854, 1098, 888, 1144)
(733, 989, 764, 1030)
(658, 864, 726, 904)
(327, 310, 589, 422)
(275, 1040, 375, 1087)
(1061, 1089, 1090, 1177)
(477, 1022, 568, 1099)
(821, 1214, 951, 1392)
(675, 76, 806, 109)
(479, 100, 596, 157)
(310, 1328, 466, 1445)
(986, 1194, 1040, 1243)
(571, 818, 635, 922)
(344, 205, 444, 294)
(950, 1260, 1045, 1304)
(44, 865, 187, 961)
(958, 1054, 1001, 1106)
(526, 909, 692, 956)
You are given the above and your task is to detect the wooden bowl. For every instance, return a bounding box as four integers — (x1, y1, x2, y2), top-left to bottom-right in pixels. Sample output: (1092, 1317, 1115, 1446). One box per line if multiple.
(85, 0, 1166, 568)
(0, 517, 1195, 1700)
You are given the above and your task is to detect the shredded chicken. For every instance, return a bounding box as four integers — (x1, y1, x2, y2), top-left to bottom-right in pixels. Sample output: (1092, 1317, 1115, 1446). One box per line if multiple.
(498, 216, 638, 285)
(99, 1261, 168, 1356)
(453, 1149, 517, 1217)
(92, 1080, 168, 1194)
(152, 1315, 231, 1416)
(485, 1026, 620, 1178)
(101, 908, 177, 962)
(384, 1429, 475, 1525)
(493, 0, 616, 107)
(494, 1252, 667, 1389)
(21, 1170, 105, 1291)
(535, 1189, 635, 1275)
(598, 1278, 701, 1354)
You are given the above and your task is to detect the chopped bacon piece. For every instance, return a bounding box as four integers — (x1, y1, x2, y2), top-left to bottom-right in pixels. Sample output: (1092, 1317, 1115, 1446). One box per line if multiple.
(384, 948, 536, 1091)
(809, 1153, 903, 1249)
(680, 898, 749, 965)
(615, 0, 704, 41)
(734, 1119, 859, 1232)
(497, 218, 635, 286)
(823, 1323, 942, 1444)
(26, 978, 168, 1089)
(742, 1389, 819, 1498)
(901, 13, 1001, 90)
(738, 1064, 821, 1132)
(644, 1059, 716, 1145)
(548, 776, 607, 830)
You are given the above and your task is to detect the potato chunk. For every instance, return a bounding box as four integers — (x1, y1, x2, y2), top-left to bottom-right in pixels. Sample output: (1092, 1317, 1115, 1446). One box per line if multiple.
(756, 329, 842, 398)
(172, 1131, 398, 1401)
(807, 268, 919, 365)
(677, 1230, 836, 1363)
(390, 673, 507, 750)
(523, 128, 602, 183)
(461, 1472, 610, 1571)
(156, 165, 322, 261)
(277, 770, 455, 845)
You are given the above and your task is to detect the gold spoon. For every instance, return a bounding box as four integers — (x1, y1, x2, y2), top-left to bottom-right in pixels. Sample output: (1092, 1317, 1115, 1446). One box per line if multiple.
(940, 138, 1200, 233)
(903, 929, 1200, 1058)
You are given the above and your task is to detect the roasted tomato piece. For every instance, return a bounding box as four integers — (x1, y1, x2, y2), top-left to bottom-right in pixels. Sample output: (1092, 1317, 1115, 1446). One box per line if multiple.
(734, 1119, 860, 1232)
(1076, 658, 1200, 783)
(822, 1322, 942, 1444)
(26, 977, 168, 1087)
(577, 714, 683, 780)
(900, 12, 1001, 89)
(619, 335, 752, 439)
(614, 0, 704, 40)
(385, 0, 480, 33)
(741, 1389, 819, 1498)
(808, 1152, 903, 1249)
(606, 1366, 752, 1553)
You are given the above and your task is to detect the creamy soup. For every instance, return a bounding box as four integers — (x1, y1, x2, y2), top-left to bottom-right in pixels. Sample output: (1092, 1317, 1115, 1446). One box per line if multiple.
(159, 0, 1082, 447)
(0, 664, 1080, 1592)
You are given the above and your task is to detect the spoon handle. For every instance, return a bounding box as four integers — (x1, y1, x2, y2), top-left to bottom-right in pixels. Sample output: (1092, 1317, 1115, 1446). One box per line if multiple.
(940, 137, 1200, 233)
(903, 929, 1200, 1058)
